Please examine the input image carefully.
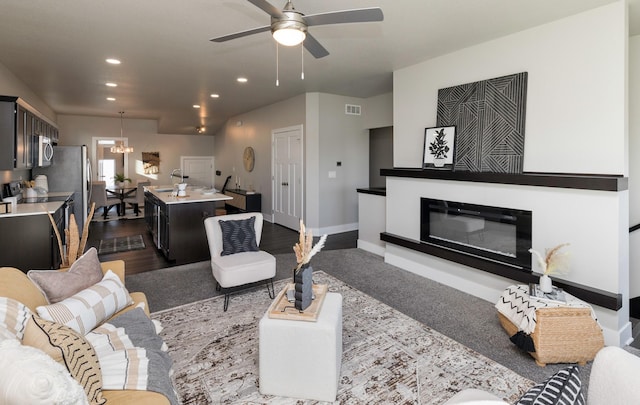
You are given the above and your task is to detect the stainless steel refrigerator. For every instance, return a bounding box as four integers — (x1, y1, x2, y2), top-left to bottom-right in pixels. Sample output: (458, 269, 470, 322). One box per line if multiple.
(32, 145, 92, 232)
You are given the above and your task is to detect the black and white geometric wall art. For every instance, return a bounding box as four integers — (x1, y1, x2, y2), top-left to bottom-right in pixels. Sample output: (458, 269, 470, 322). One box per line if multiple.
(436, 72, 528, 173)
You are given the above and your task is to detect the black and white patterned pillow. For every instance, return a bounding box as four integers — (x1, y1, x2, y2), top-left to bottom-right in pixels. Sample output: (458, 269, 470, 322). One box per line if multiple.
(515, 365, 584, 405)
(219, 216, 259, 256)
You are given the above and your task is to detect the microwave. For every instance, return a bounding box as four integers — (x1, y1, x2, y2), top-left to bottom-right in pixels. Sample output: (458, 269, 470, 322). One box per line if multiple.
(35, 135, 53, 167)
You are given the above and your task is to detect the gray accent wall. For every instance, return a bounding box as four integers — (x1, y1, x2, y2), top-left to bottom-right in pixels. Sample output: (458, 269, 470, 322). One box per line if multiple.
(369, 126, 393, 188)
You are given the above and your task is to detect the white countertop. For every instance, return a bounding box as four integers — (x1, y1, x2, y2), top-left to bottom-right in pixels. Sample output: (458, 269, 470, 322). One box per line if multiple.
(146, 186, 232, 205)
(0, 192, 72, 218)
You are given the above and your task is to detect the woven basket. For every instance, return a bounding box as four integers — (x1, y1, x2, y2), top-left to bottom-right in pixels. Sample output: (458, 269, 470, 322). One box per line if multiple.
(498, 307, 604, 367)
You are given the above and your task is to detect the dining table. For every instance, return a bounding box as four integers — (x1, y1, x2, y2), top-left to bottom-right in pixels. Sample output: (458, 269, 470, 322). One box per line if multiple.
(106, 184, 137, 216)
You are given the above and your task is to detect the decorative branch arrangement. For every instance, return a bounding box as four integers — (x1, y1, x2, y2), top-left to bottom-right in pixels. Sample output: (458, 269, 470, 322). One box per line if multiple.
(47, 202, 95, 268)
(429, 128, 450, 159)
(293, 219, 327, 271)
(529, 243, 571, 276)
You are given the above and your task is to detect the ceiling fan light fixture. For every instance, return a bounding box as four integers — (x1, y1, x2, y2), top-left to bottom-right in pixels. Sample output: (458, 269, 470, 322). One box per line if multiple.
(273, 27, 306, 46)
(271, 10, 307, 47)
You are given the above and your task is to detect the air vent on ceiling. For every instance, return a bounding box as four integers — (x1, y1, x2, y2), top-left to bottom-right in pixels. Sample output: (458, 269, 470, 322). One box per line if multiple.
(345, 104, 361, 115)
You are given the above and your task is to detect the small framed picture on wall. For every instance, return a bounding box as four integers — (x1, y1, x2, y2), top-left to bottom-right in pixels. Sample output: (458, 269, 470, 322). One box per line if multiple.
(423, 125, 456, 170)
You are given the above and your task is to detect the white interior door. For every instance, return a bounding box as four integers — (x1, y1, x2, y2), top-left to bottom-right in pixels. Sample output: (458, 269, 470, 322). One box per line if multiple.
(181, 156, 215, 187)
(272, 125, 303, 230)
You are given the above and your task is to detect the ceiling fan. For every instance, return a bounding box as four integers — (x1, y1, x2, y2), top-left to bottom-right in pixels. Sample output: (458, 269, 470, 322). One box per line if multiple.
(210, 0, 384, 59)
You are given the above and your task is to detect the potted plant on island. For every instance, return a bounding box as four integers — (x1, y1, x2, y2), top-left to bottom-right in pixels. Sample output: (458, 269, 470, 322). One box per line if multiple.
(429, 128, 450, 168)
(114, 173, 131, 188)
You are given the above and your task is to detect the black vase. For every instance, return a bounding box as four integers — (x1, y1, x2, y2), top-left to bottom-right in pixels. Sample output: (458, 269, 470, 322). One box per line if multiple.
(294, 264, 313, 310)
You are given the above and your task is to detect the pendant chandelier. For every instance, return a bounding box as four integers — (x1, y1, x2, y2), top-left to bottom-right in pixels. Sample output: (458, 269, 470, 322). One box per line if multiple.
(110, 111, 133, 153)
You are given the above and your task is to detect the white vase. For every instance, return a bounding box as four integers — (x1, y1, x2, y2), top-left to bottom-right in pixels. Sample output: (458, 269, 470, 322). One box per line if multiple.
(434, 157, 445, 168)
(25, 188, 37, 198)
(539, 274, 553, 293)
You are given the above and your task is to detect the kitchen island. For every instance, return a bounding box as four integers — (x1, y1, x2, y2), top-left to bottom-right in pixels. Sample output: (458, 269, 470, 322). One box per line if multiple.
(144, 186, 232, 265)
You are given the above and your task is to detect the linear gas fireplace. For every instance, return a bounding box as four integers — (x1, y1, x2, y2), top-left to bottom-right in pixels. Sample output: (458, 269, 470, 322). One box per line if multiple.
(420, 198, 532, 270)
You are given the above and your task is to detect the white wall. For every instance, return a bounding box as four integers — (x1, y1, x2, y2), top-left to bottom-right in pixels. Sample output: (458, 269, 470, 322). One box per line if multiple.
(216, 92, 392, 233)
(629, 36, 640, 299)
(317, 93, 369, 234)
(389, 2, 630, 345)
(214, 94, 307, 220)
(58, 115, 214, 186)
(394, 4, 627, 175)
(0, 62, 56, 123)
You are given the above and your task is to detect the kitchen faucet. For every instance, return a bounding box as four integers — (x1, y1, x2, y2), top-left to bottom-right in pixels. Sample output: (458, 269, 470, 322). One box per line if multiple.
(170, 168, 184, 183)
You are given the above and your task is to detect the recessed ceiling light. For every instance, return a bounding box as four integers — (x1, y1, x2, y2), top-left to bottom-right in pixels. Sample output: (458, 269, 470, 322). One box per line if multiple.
(105, 82, 117, 87)
(193, 104, 201, 108)
(105, 58, 121, 65)
(106, 97, 116, 101)
(237, 77, 248, 83)
(210, 94, 220, 98)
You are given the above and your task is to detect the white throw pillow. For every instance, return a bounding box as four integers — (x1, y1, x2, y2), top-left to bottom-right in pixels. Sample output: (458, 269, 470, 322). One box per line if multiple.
(36, 270, 133, 335)
(0, 338, 88, 405)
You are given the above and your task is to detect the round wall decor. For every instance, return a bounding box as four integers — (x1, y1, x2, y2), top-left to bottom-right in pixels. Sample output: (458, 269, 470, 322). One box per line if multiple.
(243, 146, 255, 172)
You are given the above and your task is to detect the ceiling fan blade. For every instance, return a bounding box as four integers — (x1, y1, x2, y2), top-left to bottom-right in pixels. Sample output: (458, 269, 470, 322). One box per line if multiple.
(303, 33, 329, 59)
(210, 25, 271, 42)
(304, 7, 383, 27)
(247, 0, 283, 18)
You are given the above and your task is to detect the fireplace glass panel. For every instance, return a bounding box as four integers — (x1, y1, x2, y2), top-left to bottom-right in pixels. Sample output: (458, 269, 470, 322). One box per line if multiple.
(421, 198, 532, 270)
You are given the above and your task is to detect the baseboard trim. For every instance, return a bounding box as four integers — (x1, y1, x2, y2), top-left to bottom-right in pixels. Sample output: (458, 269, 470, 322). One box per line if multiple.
(357, 239, 385, 256)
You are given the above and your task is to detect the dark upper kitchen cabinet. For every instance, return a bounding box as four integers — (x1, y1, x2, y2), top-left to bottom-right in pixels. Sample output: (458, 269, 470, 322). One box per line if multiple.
(0, 95, 58, 170)
(0, 99, 14, 170)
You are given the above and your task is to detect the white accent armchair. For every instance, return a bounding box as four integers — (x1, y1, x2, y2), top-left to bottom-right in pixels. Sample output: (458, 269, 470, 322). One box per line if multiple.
(204, 212, 276, 311)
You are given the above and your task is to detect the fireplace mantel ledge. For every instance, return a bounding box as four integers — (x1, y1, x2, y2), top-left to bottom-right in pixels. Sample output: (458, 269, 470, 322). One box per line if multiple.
(380, 168, 627, 192)
(380, 232, 622, 311)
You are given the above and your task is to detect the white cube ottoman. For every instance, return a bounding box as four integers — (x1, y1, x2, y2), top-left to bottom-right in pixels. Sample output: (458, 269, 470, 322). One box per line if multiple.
(259, 292, 343, 402)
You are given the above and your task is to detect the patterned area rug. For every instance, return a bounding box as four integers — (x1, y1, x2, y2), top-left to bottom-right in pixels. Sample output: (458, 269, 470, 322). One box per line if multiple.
(153, 271, 534, 404)
(98, 234, 145, 254)
(92, 209, 145, 223)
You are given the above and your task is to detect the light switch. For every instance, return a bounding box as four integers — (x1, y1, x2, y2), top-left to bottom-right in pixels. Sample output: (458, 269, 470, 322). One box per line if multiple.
(328, 171, 337, 178)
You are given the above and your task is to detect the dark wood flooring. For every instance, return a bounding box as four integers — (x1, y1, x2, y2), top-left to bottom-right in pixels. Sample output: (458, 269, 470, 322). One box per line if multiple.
(88, 217, 357, 275)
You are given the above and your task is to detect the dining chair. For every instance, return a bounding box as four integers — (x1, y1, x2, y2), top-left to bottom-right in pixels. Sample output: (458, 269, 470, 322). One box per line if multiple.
(90, 181, 121, 219)
(123, 181, 150, 216)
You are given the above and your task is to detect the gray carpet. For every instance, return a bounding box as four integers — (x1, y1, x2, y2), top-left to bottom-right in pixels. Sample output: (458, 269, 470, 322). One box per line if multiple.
(125, 248, 640, 395)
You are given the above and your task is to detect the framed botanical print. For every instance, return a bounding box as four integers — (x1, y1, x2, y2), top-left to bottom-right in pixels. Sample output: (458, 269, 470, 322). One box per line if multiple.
(423, 126, 456, 170)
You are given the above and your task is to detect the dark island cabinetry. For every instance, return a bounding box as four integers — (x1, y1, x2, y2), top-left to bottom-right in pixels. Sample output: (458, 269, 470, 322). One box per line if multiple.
(145, 191, 217, 264)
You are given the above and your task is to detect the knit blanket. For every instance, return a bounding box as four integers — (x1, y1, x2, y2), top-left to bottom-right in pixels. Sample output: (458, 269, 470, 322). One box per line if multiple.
(495, 284, 597, 335)
(86, 307, 179, 405)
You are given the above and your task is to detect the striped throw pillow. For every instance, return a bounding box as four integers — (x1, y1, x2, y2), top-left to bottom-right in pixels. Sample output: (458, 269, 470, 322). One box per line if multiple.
(0, 297, 30, 340)
(36, 270, 133, 335)
(32, 316, 106, 405)
(515, 365, 585, 405)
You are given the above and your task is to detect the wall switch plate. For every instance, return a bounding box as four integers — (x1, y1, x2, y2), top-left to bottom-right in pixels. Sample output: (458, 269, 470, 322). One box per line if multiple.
(328, 171, 337, 178)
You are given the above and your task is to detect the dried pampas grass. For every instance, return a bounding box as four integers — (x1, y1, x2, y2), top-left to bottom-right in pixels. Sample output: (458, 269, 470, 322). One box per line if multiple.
(293, 219, 327, 270)
(529, 243, 570, 276)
